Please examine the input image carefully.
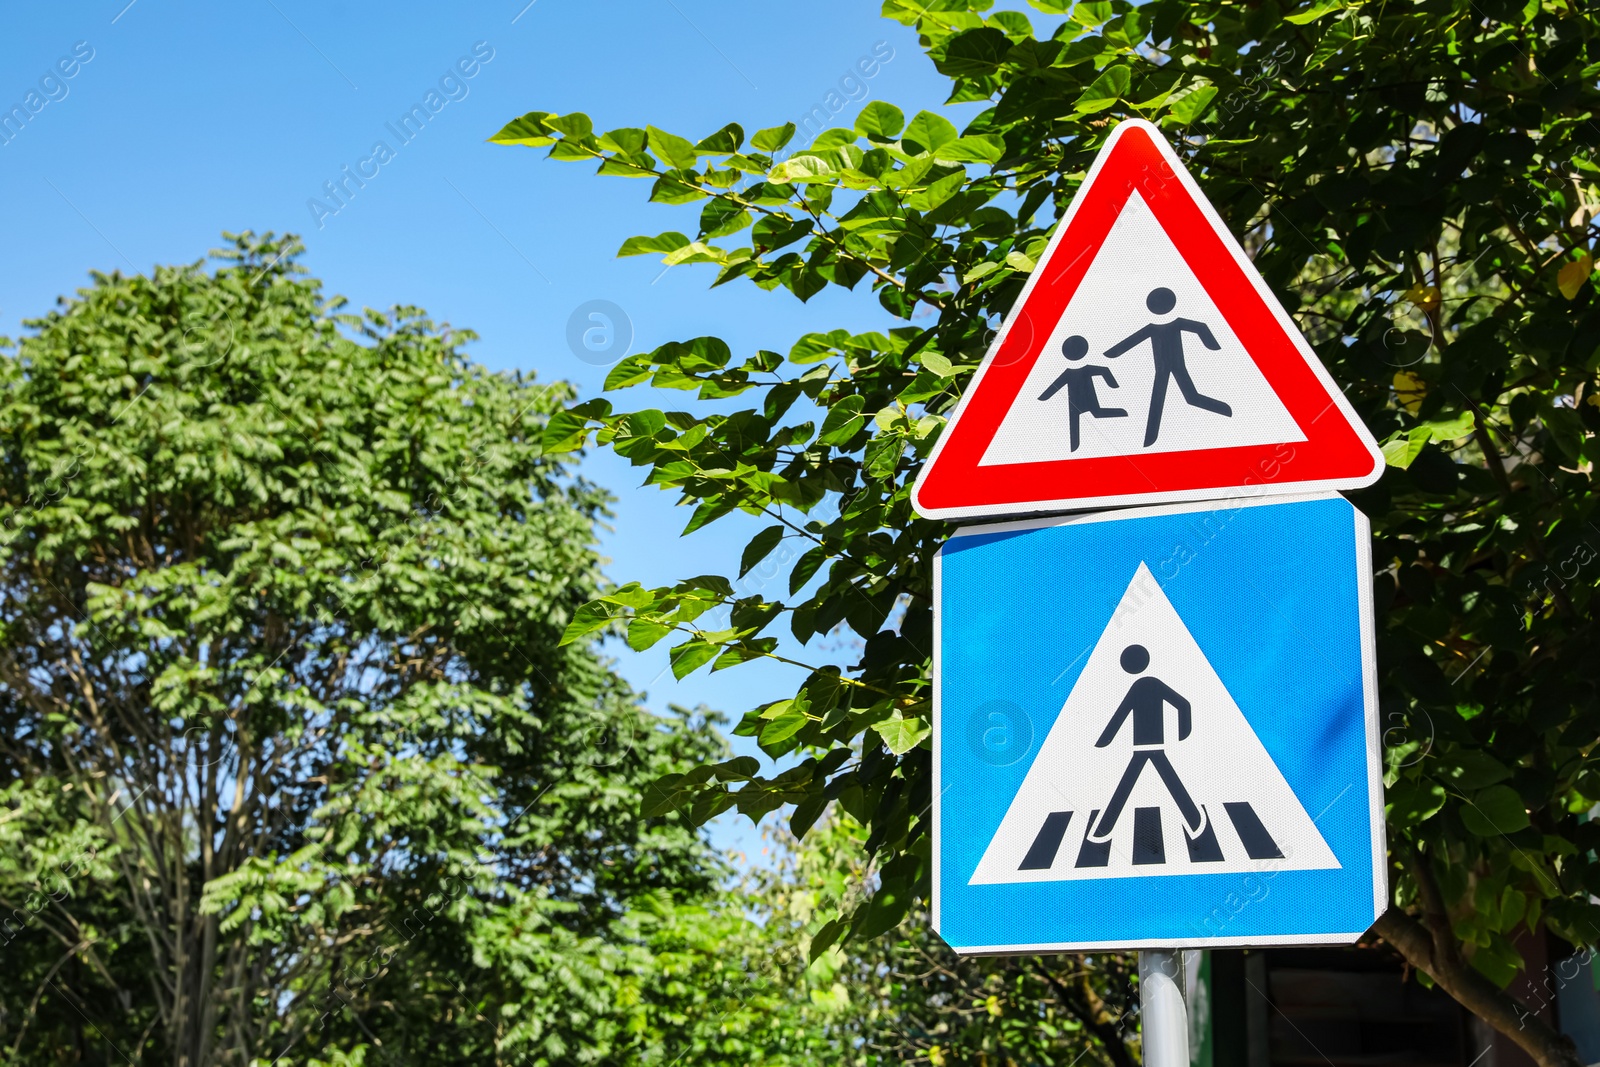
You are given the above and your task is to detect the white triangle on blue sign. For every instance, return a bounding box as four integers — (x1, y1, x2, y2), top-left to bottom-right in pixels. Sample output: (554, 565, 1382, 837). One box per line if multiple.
(969, 562, 1339, 885)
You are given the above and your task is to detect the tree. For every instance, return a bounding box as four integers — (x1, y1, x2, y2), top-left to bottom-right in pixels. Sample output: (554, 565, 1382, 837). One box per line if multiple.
(492, 1, 1600, 1063)
(636, 810, 1142, 1067)
(760, 815, 1143, 1067)
(0, 233, 727, 1066)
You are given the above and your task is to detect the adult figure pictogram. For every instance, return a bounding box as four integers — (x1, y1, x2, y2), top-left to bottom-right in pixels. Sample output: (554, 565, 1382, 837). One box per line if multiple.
(1037, 334, 1128, 452)
(1085, 643, 1204, 844)
(1104, 287, 1233, 447)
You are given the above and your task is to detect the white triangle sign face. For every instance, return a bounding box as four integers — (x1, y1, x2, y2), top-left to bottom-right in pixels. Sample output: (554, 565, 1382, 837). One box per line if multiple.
(911, 118, 1384, 520)
(979, 192, 1307, 465)
(969, 562, 1339, 885)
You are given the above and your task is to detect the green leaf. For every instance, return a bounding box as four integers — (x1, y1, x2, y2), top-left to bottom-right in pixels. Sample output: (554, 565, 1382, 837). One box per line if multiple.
(752, 214, 812, 252)
(871, 714, 930, 755)
(1167, 83, 1218, 124)
(811, 128, 858, 150)
(936, 135, 1006, 164)
(752, 122, 796, 152)
(713, 755, 760, 781)
(759, 707, 809, 747)
(1461, 785, 1531, 837)
(790, 791, 828, 840)
(739, 525, 785, 578)
(1386, 779, 1447, 827)
(934, 27, 1013, 77)
(817, 395, 867, 446)
(1381, 428, 1431, 470)
(1304, 14, 1361, 73)
(700, 199, 752, 238)
(604, 354, 653, 391)
(598, 126, 647, 154)
(864, 434, 904, 480)
(650, 174, 706, 204)
(1003, 249, 1036, 273)
(656, 335, 733, 373)
(488, 111, 555, 146)
(963, 261, 1002, 284)
(809, 917, 846, 962)
(663, 240, 728, 266)
(1420, 412, 1476, 442)
(545, 112, 594, 139)
(760, 695, 802, 720)
(1075, 66, 1132, 113)
(605, 583, 658, 610)
(857, 882, 910, 938)
(1435, 751, 1511, 790)
(901, 111, 959, 155)
(771, 155, 836, 184)
(694, 122, 744, 155)
(618, 231, 691, 257)
(669, 638, 722, 680)
(640, 773, 693, 817)
(646, 125, 698, 169)
(625, 617, 675, 651)
(855, 101, 906, 141)
(1071, 1, 1117, 29)
(560, 599, 622, 646)
(789, 545, 829, 595)
(1468, 938, 1525, 987)
(1284, 0, 1347, 23)
(542, 410, 593, 454)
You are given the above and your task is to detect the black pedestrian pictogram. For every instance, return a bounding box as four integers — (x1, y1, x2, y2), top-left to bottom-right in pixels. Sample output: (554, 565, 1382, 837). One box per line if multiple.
(1038, 335, 1128, 452)
(1084, 644, 1205, 847)
(1104, 287, 1233, 447)
(1014, 642, 1282, 871)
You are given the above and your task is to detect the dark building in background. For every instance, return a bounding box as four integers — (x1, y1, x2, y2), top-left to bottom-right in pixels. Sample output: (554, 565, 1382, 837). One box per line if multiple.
(1192, 935, 1600, 1065)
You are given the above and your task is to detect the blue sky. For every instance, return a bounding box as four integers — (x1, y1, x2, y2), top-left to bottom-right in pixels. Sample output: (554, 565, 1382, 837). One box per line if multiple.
(0, 0, 967, 859)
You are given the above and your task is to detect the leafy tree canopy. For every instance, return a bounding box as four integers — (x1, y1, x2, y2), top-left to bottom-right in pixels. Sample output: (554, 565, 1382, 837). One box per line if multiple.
(494, 1, 1600, 1063)
(0, 234, 730, 1066)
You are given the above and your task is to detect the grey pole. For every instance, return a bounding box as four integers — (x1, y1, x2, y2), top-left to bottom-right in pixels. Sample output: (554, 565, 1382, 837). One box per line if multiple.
(1139, 949, 1189, 1067)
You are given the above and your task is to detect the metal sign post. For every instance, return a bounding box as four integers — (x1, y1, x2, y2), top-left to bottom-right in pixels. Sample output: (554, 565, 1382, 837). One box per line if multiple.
(1139, 950, 1188, 1067)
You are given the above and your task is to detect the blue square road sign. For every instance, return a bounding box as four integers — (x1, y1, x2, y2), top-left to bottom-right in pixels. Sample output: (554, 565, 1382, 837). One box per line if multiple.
(933, 493, 1385, 952)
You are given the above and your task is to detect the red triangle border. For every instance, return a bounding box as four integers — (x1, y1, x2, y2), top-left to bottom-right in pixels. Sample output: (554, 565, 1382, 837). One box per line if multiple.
(912, 120, 1383, 520)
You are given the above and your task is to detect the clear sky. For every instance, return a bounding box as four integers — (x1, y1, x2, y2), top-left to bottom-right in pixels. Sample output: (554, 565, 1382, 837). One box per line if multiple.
(0, 0, 964, 860)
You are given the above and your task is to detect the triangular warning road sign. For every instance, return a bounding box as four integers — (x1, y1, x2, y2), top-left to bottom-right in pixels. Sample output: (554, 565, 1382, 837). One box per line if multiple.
(969, 562, 1339, 885)
(912, 119, 1383, 520)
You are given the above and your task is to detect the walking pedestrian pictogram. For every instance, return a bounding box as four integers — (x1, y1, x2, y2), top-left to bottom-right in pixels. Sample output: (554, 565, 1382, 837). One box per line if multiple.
(911, 118, 1385, 521)
(1082, 643, 1208, 859)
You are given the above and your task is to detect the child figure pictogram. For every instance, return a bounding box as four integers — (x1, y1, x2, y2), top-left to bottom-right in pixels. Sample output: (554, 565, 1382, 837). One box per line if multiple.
(1037, 335, 1128, 452)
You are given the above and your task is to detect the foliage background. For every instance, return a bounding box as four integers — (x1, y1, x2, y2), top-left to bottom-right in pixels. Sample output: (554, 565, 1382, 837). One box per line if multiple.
(0, 236, 735, 1066)
(497, 0, 1600, 1062)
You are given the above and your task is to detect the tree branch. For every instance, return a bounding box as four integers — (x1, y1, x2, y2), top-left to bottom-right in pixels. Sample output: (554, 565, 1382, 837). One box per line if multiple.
(1375, 850, 1580, 1067)
(1042, 966, 1136, 1067)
